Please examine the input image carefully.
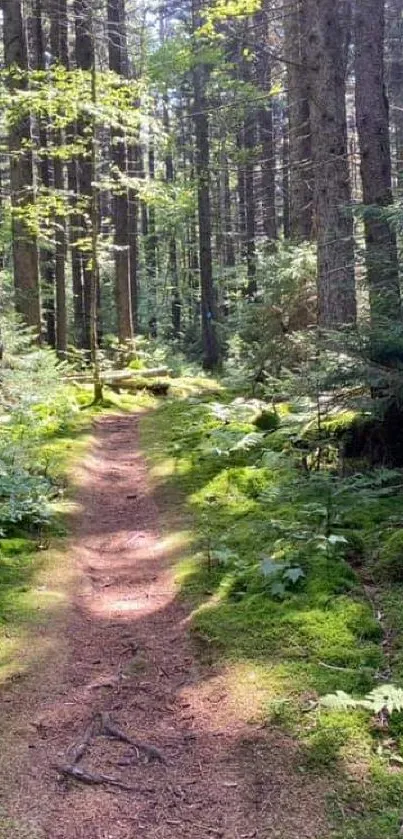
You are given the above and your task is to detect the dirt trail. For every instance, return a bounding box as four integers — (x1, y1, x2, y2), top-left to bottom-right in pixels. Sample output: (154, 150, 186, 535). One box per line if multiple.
(0, 414, 328, 839)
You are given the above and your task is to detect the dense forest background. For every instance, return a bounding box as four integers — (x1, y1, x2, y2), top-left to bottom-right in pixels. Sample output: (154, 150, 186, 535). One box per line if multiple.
(1, 0, 403, 391)
(5, 5, 403, 835)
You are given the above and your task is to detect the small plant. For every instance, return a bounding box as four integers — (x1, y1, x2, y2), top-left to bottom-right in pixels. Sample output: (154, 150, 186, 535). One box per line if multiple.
(321, 685, 403, 715)
(253, 410, 280, 432)
(260, 555, 305, 598)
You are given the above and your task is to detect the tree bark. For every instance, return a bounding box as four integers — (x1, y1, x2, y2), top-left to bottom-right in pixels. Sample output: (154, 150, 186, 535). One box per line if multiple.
(255, 2, 277, 242)
(305, 0, 356, 326)
(3, 0, 41, 334)
(284, 0, 313, 240)
(192, 0, 219, 369)
(49, 0, 68, 356)
(355, 0, 401, 322)
(107, 0, 133, 343)
(74, 0, 93, 351)
(29, 0, 56, 346)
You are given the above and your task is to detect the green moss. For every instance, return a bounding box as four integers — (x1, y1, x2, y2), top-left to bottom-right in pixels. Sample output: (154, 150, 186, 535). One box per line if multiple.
(140, 386, 403, 839)
(379, 530, 403, 582)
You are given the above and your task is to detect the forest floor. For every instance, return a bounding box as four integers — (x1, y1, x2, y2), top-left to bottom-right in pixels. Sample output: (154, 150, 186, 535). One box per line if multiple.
(0, 410, 330, 839)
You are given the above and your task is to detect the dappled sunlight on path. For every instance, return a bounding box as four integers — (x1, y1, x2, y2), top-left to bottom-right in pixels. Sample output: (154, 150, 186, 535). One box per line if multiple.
(0, 413, 329, 839)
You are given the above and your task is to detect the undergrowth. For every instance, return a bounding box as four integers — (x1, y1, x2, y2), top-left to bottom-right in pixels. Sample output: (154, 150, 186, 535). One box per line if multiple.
(141, 386, 403, 839)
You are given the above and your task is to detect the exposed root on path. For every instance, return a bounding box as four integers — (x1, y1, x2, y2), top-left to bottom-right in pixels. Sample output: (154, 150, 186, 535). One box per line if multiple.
(100, 712, 167, 764)
(54, 763, 134, 791)
(55, 711, 166, 791)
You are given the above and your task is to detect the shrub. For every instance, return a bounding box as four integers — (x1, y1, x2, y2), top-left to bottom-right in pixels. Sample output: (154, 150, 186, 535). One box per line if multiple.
(253, 410, 280, 432)
(379, 530, 403, 582)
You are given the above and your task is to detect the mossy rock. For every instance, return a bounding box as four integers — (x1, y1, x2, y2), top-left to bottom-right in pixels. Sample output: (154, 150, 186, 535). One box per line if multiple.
(378, 530, 403, 582)
(253, 410, 280, 432)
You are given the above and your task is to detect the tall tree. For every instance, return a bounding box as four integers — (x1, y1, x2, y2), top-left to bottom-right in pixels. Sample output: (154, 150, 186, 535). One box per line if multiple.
(355, 0, 401, 322)
(107, 0, 134, 343)
(3, 0, 41, 333)
(49, 0, 68, 357)
(192, 0, 220, 369)
(29, 0, 56, 347)
(256, 0, 277, 242)
(284, 0, 312, 240)
(305, 0, 356, 326)
(74, 0, 94, 350)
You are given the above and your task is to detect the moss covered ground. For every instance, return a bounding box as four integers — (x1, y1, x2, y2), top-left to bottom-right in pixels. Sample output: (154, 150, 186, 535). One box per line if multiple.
(140, 384, 403, 839)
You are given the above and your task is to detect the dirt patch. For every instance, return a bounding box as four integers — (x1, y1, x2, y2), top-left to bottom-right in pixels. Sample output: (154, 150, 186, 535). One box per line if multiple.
(0, 414, 329, 838)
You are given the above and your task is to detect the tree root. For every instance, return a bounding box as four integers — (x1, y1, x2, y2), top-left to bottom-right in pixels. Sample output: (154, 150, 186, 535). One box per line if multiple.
(54, 763, 133, 791)
(100, 712, 167, 764)
(53, 712, 166, 789)
(67, 717, 99, 765)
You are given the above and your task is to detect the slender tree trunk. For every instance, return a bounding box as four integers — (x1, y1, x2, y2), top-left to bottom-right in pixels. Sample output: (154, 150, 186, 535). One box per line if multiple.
(305, 0, 356, 326)
(388, 0, 403, 193)
(256, 2, 277, 242)
(146, 133, 158, 321)
(163, 96, 181, 335)
(107, 0, 133, 343)
(282, 109, 291, 239)
(237, 130, 247, 262)
(30, 0, 56, 346)
(74, 0, 93, 351)
(3, 0, 41, 333)
(355, 0, 401, 322)
(127, 146, 139, 332)
(223, 155, 236, 268)
(244, 109, 257, 295)
(192, 0, 219, 370)
(285, 0, 313, 239)
(49, 0, 68, 356)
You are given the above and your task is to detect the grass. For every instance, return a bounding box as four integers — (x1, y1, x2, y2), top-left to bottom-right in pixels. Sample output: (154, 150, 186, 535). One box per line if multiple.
(140, 384, 403, 839)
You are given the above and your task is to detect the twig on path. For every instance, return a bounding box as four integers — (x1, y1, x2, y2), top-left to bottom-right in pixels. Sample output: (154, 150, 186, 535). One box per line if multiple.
(100, 712, 167, 765)
(54, 763, 134, 791)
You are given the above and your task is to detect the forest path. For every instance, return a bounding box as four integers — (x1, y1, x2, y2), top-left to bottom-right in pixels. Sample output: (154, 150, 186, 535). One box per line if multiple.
(0, 413, 328, 839)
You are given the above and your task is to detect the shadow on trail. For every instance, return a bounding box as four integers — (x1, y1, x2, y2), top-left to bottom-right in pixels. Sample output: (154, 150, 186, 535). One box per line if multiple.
(0, 411, 331, 839)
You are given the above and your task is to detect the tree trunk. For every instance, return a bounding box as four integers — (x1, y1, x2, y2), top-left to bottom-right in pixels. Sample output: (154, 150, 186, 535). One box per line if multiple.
(305, 0, 356, 326)
(282, 108, 291, 239)
(127, 146, 139, 333)
(388, 0, 403, 193)
(49, 0, 68, 356)
(107, 0, 133, 343)
(284, 0, 313, 240)
(255, 2, 277, 242)
(74, 0, 93, 351)
(192, 0, 219, 370)
(3, 0, 41, 334)
(29, 0, 56, 346)
(355, 0, 401, 322)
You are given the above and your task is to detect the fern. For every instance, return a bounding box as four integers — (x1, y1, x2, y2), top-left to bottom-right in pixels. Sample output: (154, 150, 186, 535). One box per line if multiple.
(321, 685, 403, 715)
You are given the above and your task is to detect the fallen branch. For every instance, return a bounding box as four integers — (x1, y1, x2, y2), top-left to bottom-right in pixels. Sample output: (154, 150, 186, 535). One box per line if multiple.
(100, 712, 167, 764)
(54, 763, 133, 791)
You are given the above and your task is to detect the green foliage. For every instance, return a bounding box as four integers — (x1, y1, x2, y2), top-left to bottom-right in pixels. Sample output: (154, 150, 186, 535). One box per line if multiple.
(379, 530, 403, 582)
(0, 315, 79, 533)
(253, 409, 280, 432)
(321, 685, 403, 714)
(141, 381, 403, 838)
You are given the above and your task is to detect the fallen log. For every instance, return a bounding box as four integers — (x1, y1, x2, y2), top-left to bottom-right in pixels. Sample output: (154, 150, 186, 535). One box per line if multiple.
(102, 367, 170, 382)
(109, 379, 170, 396)
(64, 367, 171, 387)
